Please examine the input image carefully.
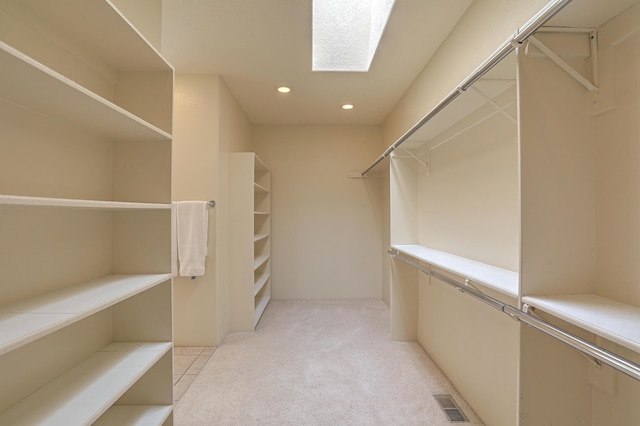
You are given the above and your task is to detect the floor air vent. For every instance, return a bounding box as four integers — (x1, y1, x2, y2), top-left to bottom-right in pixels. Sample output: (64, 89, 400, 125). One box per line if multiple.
(434, 394, 468, 423)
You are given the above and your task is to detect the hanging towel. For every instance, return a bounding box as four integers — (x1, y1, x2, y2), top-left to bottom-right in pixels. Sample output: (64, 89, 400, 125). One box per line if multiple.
(175, 201, 209, 277)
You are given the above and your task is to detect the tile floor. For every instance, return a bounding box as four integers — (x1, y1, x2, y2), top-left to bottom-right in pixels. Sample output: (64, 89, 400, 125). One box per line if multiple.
(173, 346, 216, 401)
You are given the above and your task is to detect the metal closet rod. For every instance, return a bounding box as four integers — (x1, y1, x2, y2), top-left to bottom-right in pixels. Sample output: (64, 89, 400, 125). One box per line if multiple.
(388, 250, 640, 383)
(361, 0, 574, 176)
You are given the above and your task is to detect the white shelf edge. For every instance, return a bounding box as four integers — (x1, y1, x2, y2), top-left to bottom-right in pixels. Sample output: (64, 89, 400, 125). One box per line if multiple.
(0, 342, 172, 425)
(94, 405, 173, 426)
(0, 274, 172, 356)
(0, 194, 170, 210)
(0, 41, 171, 141)
(254, 233, 270, 243)
(254, 294, 271, 327)
(254, 183, 270, 193)
(391, 244, 519, 298)
(254, 273, 270, 296)
(522, 294, 640, 354)
(253, 255, 270, 271)
(254, 154, 270, 172)
(254, 211, 270, 215)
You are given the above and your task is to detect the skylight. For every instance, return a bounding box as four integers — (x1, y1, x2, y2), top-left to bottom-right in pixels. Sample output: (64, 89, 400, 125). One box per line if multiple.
(312, 0, 396, 72)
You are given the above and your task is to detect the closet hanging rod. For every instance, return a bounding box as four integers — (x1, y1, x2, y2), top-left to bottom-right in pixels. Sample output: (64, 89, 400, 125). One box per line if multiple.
(361, 0, 573, 176)
(388, 250, 640, 383)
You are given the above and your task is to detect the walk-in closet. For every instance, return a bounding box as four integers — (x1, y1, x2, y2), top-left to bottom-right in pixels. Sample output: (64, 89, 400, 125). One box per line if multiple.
(0, 0, 639, 424)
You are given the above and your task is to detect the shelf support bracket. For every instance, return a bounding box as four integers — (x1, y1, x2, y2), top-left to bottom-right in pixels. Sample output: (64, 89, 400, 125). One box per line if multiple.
(468, 86, 517, 125)
(393, 146, 430, 173)
(528, 35, 599, 94)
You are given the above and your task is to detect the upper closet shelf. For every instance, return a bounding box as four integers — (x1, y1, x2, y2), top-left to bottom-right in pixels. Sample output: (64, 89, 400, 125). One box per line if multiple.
(0, 42, 171, 141)
(0, 274, 171, 356)
(522, 294, 640, 353)
(0, 194, 171, 210)
(392, 245, 518, 298)
(0, 342, 172, 425)
(18, 0, 172, 72)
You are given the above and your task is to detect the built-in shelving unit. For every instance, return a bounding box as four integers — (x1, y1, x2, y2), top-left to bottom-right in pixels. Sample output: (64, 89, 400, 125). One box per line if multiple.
(230, 153, 272, 331)
(385, 1, 640, 425)
(0, 0, 174, 423)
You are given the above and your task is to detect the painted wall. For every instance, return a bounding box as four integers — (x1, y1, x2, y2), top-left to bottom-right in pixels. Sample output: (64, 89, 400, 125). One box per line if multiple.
(253, 125, 384, 300)
(172, 74, 252, 346)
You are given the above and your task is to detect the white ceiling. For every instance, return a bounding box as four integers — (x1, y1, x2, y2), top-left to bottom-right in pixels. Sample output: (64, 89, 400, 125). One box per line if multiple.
(161, 0, 473, 126)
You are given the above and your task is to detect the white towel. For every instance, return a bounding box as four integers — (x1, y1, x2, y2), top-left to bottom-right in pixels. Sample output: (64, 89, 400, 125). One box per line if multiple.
(175, 201, 208, 277)
(171, 204, 178, 277)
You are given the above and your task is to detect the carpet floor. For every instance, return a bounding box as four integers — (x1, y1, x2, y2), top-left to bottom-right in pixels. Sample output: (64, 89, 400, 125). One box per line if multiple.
(174, 299, 484, 425)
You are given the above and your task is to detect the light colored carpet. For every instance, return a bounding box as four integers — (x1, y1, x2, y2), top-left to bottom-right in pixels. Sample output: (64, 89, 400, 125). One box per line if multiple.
(174, 300, 484, 425)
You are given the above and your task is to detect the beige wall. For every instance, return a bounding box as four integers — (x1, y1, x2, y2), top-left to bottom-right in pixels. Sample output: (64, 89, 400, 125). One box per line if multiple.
(172, 74, 252, 346)
(253, 125, 384, 300)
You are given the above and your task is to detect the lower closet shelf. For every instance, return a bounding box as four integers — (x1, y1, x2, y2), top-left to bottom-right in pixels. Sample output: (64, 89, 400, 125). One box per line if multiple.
(0, 274, 172, 356)
(254, 294, 270, 326)
(93, 405, 173, 426)
(522, 294, 640, 353)
(391, 244, 518, 298)
(0, 342, 172, 425)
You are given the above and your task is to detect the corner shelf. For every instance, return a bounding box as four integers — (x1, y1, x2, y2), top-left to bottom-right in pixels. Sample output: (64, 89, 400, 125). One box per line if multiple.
(522, 294, 640, 353)
(392, 244, 518, 298)
(0, 342, 171, 425)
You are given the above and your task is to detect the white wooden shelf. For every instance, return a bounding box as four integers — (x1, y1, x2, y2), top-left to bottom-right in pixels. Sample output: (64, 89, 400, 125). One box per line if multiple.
(0, 342, 172, 425)
(522, 294, 640, 353)
(254, 154, 269, 172)
(0, 41, 171, 141)
(254, 273, 270, 296)
(254, 183, 270, 193)
(254, 234, 269, 243)
(94, 405, 173, 426)
(0, 194, 170, 210)
(20, 0, 172, 72)
(254, 211, 269, 215)
(253, 254, 270, 271)
(254, 293, 270, 326)
(392, 244, 518, 298)
(0, 274, 172, 356)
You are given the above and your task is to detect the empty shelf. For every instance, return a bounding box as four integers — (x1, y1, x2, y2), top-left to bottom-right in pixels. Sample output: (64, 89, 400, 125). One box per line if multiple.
(94, 405, 173, 426)
(254, 294, 270, 326)
(392, 244, 518, 298)
(0, 274, 172, 356)
(0, 342, 172, 425)
(254, 273, 270, 296)
(254, 234, 270, 242)
(522, 294, 640, 353)
(253, 255, 270, 271)
(0, 194, 170, 210)
(254, 183, 270, 193)
(0, 41, 170, 141)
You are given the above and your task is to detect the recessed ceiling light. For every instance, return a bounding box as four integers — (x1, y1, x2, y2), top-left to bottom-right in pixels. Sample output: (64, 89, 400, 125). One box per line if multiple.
(276, 86, 292, 93)
(342, 104, 354, 110)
